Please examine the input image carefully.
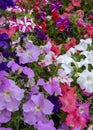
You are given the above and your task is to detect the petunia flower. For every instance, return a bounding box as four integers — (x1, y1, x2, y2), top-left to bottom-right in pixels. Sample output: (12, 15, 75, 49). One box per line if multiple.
(71, 0, 81, 7)
(50, 0, 63, 12)
(0, 128, 12, 130)
(17, 42, 41, 64)
(65, 109, 87, 130)
(0, 109, 11, 123)
(0, 33, 10, 51)
(23, 93, 54, 125)
(0, 72, 24, 112)
(36, 120, 56, 130)
(0, 0, 15, 10)
(77, 69, 93, 94)
(37, 78, 62, 96)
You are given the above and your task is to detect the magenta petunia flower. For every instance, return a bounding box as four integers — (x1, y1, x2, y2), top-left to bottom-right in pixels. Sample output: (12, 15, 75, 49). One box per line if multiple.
(23, 93, 54, 125)
(78, 102, 90, 121)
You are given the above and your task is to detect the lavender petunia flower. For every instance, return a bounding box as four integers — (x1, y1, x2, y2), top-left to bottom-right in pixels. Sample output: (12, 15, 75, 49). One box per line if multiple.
(0, 76, 10, 92)
(7, 60, 35, 79)
(50, 0, 63, 12)
(0, 109, 11, 123)
(17, 43, 41, 64)
(23, 66, 34, 78)
(36, 120, 56, 130)
(37, 79, 62, 96)
(0, 74, 24, 112)
(0, 128, 12, 130)
(23, 93, 54, 125)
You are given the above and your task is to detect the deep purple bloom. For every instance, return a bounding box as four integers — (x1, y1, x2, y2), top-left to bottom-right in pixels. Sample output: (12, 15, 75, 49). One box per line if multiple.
(50, 0, 63, 12)
(0, 0, 15, 10)
(2, 51, 16, 58)
(36, 10, 47, 20)
(0, 33, 10, 51)
(35, 27, 47, 40)
(20, 33, 27, 43)
(47, 95, 62, 113)
(0, 62, 9, 72)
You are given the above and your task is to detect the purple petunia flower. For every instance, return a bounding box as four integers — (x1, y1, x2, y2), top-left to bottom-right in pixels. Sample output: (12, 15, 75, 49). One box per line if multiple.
(36, 10, 47, 20)
(37, 78, 62, 96)
(0, 0, 15, 10)
(47, 95, 62, 113)
(23, 93, 54, 125)
(17, 43, 41, 64)
(0, 72, 24, 112)
(34, 27, 47, 40)
(0, 33, 10, 51)
(55, 16, 70, 31)
(36, 120, 56, 130)
(2, 51, 16, 58)
(7, 60, 35, 78)
(0, 128, 12, 130)
(58, 122, 69, 130)
(0, 62, 9, 72)
(50, 0, 63, 12)
(0, 109, 11, 123)
(0, 76, 10, 92)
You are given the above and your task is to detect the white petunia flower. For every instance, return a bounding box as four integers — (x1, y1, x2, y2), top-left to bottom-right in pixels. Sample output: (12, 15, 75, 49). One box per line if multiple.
(75, 38, 92, 51)
(77, 69, 93, 93)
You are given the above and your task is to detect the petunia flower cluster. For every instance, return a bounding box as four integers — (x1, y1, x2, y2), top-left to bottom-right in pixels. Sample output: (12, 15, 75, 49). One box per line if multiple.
(0, 0, 93, 130)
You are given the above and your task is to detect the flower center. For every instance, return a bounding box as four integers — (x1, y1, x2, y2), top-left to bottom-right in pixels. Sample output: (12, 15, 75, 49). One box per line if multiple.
(5, 91, 10, 96)
(79, 108, 84, 114)
(35, 105, 41, 111)
(27, 51, 31, 56)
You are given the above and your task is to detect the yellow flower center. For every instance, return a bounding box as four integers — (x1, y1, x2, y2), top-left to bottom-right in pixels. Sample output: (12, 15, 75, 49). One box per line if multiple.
(27, 51, 31, 57)
(5, 91, 10, 96)
(35, 105, 41, 111)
